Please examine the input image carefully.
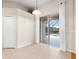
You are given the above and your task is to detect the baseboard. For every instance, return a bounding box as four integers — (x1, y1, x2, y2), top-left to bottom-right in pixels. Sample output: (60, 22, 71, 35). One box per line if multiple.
(17, 42, 34, 48)
(60, 48, 76, 54)
(2, 46, 16, 49)
(66, 49, 76, 54)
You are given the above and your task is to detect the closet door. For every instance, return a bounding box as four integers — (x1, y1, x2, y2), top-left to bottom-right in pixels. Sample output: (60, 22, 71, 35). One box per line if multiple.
(3, 17, 16, 48)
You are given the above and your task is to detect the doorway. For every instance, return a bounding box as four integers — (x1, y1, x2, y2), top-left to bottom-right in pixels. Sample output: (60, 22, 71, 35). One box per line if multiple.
(40, 15, 60, 48)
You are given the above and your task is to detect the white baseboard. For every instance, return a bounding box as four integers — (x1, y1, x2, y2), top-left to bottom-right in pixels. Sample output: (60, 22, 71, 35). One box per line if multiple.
(60, 48, 76, 54)
(17, 42, 34, 48)
(67, 49, 76, 54)
(2, 46, 16, 49)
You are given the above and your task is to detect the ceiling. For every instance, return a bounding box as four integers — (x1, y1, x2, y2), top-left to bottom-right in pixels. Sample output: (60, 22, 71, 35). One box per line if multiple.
(3, 0, 53, 9)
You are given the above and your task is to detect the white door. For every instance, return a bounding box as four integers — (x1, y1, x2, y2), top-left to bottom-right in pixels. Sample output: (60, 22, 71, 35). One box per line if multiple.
(3, 17, 16, 48)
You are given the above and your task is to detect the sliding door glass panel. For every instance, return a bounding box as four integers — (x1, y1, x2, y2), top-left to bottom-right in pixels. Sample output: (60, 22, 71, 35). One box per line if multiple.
(49, 19, 60, 48)
(40, 19, 49, 44)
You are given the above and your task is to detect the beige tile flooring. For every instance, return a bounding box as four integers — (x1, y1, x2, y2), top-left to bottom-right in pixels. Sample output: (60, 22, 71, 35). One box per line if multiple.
(2, 44, 71, 59)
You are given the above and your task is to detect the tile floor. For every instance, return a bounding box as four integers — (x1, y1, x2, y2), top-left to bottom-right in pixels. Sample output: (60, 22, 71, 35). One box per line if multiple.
(2, 44, 71, 59)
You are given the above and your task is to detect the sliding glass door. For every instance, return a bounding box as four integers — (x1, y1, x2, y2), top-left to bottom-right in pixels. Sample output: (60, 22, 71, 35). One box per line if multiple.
(40, 16, 60, 48)
(40, 18, 49, 44)
(49, 19, 60, 47)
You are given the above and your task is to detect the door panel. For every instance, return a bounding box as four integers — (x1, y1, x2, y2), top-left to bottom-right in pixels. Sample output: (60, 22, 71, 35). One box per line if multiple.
(49, 19, 60, 47)
(40, 19, 49, 44)
(3, 17, 16, 48)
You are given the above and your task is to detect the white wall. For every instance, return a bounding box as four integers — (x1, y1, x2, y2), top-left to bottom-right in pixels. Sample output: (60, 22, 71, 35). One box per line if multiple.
(65, 0, 75, 53)
(2, 8, 17, 16)
(17, 9, 35, 48)
(2, 1, 28, 11)
(39, 0, 60, 16)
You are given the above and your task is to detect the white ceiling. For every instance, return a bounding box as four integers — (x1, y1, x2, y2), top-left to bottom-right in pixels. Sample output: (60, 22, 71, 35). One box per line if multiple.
(3, 0, 53, 9)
